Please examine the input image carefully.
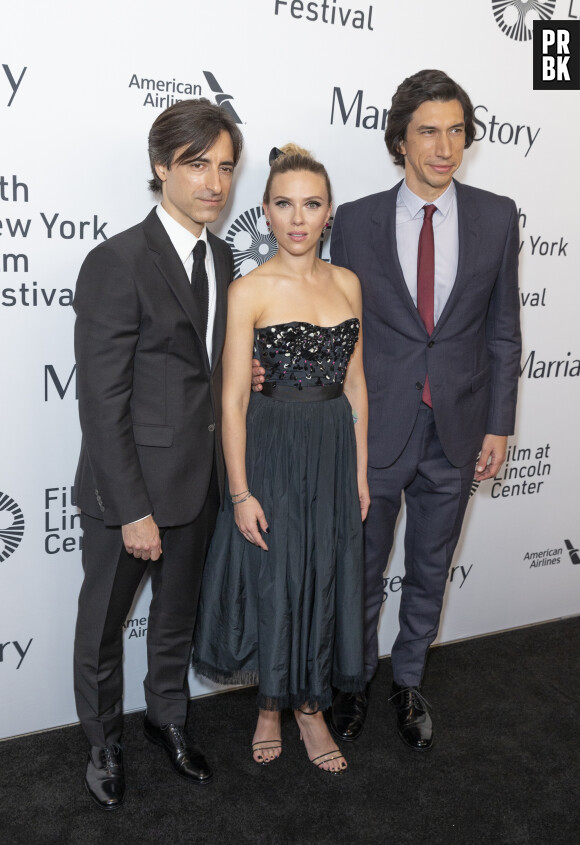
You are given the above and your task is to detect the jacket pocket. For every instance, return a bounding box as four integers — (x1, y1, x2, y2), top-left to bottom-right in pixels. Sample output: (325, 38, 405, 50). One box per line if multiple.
(133, 424, 174, 447)
(471, 364, 491, 393)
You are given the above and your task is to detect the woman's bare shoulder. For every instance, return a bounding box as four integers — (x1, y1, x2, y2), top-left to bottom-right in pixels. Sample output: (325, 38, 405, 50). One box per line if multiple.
(327, 262, 361, 296)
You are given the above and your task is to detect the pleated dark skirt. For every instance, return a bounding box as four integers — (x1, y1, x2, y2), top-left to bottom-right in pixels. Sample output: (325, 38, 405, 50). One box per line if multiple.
(193, 389, 364, 711)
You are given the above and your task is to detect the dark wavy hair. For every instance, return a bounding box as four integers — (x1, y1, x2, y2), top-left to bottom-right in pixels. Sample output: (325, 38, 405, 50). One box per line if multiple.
(263, 143, 332, 206)
(148, 98, 243, 193)
(385, 70, 475, 167)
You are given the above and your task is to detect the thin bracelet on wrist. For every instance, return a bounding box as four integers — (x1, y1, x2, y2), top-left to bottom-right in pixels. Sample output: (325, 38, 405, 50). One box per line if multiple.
(232, 492, 253, 505)
(230, 488, 249, 500)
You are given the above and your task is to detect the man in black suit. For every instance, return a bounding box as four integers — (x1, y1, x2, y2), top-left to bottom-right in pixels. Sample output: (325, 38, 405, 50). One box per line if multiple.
(328, 70, 521, 750)
(73, 99, 243, 808)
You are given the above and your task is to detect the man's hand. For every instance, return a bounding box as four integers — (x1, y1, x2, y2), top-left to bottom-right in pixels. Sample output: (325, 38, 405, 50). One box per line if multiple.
(122, 515, 163, 561)
(251, 358, 265, 392)
(475, 434, 508, 481)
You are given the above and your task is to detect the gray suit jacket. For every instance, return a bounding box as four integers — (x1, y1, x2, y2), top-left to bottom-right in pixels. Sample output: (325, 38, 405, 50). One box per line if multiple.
(73, 208, 232, 527)
(331, 180, 521, 468)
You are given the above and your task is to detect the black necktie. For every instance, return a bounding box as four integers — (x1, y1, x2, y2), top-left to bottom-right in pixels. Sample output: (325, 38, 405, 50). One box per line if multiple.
(191, 240, 208, 338)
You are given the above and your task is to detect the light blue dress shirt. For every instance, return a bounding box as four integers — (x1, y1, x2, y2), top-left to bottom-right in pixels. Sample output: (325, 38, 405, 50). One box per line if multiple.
(395, 180, 459, 325)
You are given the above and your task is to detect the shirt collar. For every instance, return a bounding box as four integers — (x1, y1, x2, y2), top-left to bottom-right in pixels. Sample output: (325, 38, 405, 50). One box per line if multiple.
(156, 203, 208, 263)
(398, 179, 456, 220)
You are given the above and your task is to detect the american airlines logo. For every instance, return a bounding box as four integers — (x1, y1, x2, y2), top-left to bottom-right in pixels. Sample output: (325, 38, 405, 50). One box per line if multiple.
(128, 70, 243, 119)
(203, 72, 242, 123)
(565, 539, 580, 565)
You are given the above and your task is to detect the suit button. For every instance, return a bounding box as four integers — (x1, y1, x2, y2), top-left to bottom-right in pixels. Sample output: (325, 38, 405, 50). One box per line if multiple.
(428, 341, 434, 348)
(415, 382, 423, 390)
(207, 423, 216, 432)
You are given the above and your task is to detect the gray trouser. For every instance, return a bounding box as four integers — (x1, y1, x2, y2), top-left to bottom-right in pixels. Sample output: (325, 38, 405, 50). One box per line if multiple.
(364, 405, 474, 687)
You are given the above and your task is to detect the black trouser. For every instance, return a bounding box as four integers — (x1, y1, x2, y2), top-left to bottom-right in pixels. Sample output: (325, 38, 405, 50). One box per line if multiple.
(73, 470, 219, 747)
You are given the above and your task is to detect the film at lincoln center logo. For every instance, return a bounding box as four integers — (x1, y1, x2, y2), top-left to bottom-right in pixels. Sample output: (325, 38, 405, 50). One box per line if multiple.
(226, 207, 278, 278)
(0, 492, 25, 562)
(492, 0, 556, 41)
(226, 209, 333, 279)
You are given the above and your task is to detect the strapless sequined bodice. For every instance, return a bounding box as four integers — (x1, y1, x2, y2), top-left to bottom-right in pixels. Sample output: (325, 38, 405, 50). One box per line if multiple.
(254, 318, 359, 388)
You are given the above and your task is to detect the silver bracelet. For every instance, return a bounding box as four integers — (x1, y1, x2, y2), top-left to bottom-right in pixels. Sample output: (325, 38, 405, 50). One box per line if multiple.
(230, 488, 249, 500)
(232, 492, 253, 505)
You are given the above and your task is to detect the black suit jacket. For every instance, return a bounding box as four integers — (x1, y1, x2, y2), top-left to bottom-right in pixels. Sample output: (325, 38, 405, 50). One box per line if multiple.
(331, 180, 521, 468)
(73, 208, 232, 527)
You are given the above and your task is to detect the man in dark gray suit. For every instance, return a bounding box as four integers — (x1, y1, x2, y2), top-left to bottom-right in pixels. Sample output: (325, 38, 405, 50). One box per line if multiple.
(328, 70, 521, 750)
(73, 99, 243, 808)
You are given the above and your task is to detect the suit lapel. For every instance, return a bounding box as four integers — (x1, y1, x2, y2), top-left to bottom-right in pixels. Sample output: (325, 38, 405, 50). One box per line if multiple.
(373, 182, 428, 333)
(432, 180, 480, 337)
(142, 208, 210, 369)
(208, 231, 230, 375)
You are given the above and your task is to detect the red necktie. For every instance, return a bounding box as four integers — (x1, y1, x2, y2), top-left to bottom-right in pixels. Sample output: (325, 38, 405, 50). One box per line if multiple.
(416, 204, 436, 407)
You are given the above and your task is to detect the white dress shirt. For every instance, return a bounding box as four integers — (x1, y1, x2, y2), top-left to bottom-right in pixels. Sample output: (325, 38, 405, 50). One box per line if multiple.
(156, 203, 218, 365)
(395, 180, 459, 325)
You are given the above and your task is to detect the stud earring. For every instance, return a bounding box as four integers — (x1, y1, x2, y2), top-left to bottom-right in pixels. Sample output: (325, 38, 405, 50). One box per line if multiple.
(266, 220, 271, 227)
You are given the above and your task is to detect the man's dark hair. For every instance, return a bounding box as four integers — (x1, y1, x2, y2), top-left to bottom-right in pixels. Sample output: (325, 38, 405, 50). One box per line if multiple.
(385, 69, 475, 167)
(148, 98, 243, 193)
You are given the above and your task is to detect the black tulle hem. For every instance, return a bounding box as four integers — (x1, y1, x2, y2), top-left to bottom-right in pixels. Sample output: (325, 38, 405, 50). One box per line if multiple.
(193, 660, 365, 713)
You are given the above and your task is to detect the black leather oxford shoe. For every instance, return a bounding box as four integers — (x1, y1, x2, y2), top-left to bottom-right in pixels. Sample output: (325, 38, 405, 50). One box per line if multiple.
(144, 717, 213, 785)
(328, 684, 370, 742)
(389, 682, 433, 751)
(85, 743, 125, 810)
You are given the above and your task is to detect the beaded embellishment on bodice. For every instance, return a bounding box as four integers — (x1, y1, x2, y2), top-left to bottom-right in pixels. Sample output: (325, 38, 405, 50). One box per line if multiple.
(254, 318, 359, 388)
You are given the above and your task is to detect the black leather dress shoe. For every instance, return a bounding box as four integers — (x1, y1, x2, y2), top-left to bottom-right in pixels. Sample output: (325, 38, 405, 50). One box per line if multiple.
(328, 684, 370, 742)
(389, 682, 433, 751)
(144, 717, 213, 785)
(85, 744, 125, 810)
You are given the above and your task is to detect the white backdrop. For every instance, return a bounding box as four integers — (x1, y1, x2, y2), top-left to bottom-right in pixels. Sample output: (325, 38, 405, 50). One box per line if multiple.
(1, 0, 579, 739)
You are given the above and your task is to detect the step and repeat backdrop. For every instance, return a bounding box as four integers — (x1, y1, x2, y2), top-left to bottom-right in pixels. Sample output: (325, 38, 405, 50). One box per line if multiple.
(1, 0, 579, 739)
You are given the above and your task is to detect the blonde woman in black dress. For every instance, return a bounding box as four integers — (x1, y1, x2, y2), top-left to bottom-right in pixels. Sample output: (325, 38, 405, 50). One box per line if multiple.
(194, 145, 369, 774)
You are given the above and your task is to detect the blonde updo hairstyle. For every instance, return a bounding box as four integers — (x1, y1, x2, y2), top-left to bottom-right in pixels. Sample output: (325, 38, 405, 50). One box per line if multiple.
(263, 143, 332, 206)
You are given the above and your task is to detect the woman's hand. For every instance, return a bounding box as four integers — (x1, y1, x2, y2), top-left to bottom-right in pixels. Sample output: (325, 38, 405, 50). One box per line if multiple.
(358, 476, 371, 523)
(234, 496, 269, 550)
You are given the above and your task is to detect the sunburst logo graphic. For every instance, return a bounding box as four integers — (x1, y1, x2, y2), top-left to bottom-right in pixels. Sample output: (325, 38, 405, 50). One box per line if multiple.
(225, 207, 278, 279)
(470, 479, 481, 498)
(492, 0, 556, 41)
(0, 492, 25, 562)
